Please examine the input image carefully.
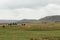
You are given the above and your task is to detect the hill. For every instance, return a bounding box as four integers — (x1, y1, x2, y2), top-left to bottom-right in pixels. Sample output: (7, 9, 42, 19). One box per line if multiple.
(0, 15, 60, 23)
(39, 15, 60, 22)
(17, 19, 38, 23)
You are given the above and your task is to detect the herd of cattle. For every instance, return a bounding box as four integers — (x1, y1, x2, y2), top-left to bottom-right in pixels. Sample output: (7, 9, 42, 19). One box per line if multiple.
(1, 21, 60, 28)
(1, 23, 26, 28)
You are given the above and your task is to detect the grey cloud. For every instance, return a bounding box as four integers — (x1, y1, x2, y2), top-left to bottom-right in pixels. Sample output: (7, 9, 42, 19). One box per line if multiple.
(0, 0, 49, 9)
(0, 0, 60, 9)
(0, 0, 60, 20)
(11, 0, 48, 9)
(7, 0, 60, 9)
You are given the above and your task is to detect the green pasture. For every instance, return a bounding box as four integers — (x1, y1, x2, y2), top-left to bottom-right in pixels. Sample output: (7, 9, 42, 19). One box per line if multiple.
(0, 25, 60, 40)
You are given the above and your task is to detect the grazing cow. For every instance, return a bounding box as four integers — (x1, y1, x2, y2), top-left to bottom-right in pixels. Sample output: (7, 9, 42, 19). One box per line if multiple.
(21, 24, 26, 26)
(2, 25, 5, 28)
(8, 23, 17, 25)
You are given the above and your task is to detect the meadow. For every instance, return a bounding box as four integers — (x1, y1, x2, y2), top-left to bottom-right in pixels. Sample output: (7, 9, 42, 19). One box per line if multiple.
(0, 22, 60, 40)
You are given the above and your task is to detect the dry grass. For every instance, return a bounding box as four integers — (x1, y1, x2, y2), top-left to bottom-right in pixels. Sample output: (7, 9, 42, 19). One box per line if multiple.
(0, 22, 60, 40)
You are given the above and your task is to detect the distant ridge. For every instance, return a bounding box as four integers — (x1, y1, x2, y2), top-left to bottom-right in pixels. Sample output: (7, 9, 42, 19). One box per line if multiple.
(0, 15, 60, 23)
(39, 15, 60, 22)
(17, 19, 38, 23)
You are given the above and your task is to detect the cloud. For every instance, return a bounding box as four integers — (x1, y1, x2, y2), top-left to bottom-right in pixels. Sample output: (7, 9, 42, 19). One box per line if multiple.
(0, 3, 60, 20)
(12, 8, 47, 20)
(0, 0, 60, 9)
(0, 9, 16, 20)
(0, 8, 47, 20)
(13, 3, 60, 20)
(0, 0, 60, 20)
(45, 4, 60, 16)
(4, 0, 60, 9)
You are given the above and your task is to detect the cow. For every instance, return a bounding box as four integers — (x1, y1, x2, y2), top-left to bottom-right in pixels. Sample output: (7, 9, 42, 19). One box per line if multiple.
(21, 23, 26, 26)
(8, 23, 17, 25)
(2, 25, 5, 28)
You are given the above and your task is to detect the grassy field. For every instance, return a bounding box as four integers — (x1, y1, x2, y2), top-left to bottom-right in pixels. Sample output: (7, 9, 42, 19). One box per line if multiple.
(0, 22, 60, 40)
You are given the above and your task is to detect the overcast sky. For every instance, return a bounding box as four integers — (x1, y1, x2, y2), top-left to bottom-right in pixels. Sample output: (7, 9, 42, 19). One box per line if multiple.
(0, 0, 60, 20)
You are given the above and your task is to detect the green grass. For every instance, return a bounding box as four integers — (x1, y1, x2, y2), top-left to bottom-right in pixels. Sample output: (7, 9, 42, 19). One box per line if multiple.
(0, 25, 60, 40)
(25, 25, 60, 31)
